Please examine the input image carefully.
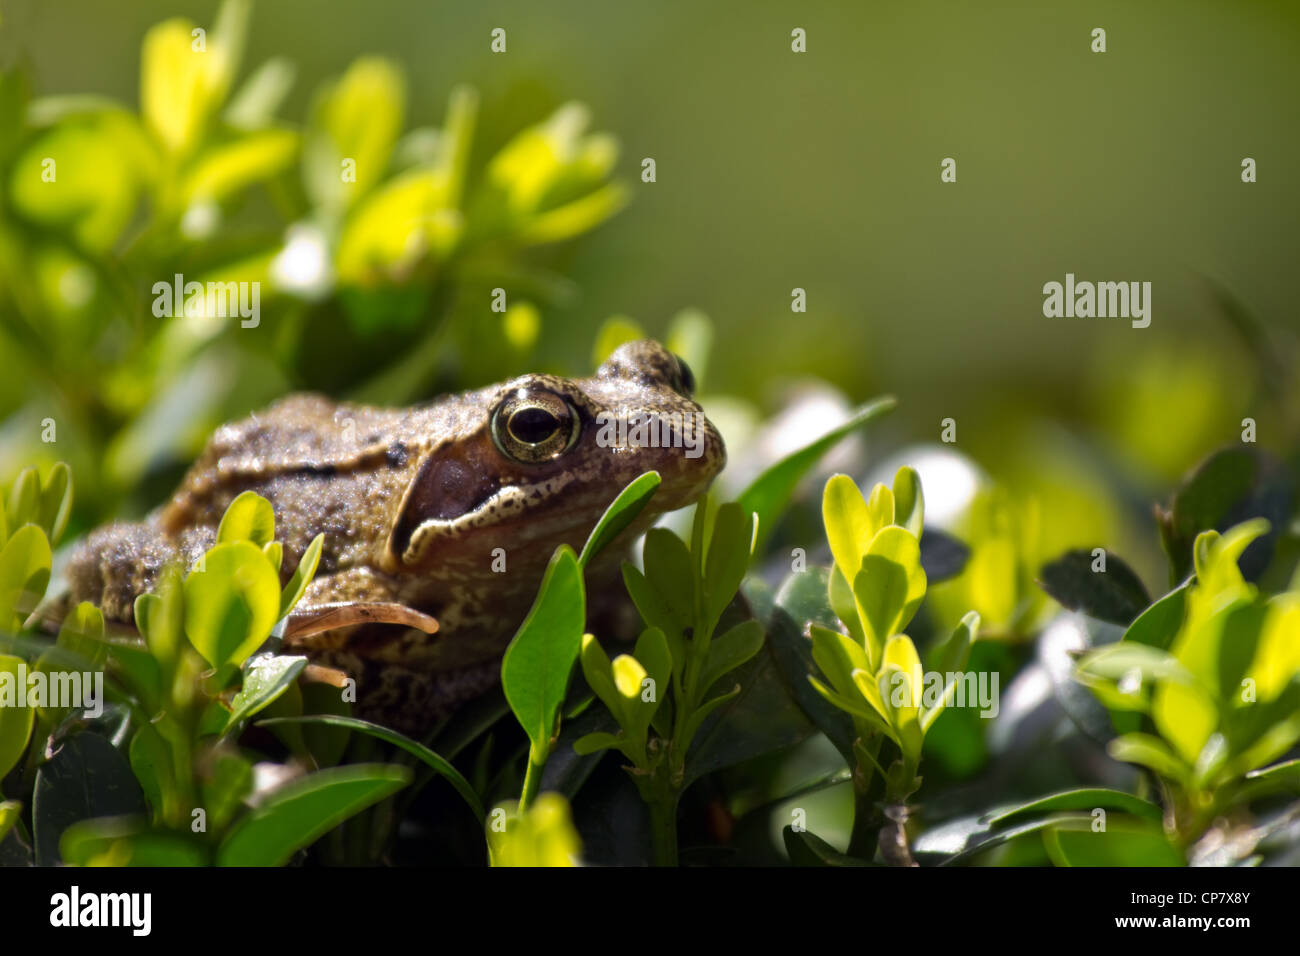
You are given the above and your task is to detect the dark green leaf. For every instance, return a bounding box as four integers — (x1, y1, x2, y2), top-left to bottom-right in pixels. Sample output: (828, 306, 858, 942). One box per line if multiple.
(33, 732, 146, 866)
(919, 528, 971, 584)
(1038, 549, 1151, 626)
(756, 570, 856, 765)
(1162, 448, 1292, 583)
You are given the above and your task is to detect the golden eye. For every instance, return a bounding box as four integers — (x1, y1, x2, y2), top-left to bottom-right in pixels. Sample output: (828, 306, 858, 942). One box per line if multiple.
(490, 388, 581, 463)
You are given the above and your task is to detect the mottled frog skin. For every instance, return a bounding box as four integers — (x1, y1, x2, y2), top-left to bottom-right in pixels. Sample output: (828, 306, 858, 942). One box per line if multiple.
(67, 341, 724, 733)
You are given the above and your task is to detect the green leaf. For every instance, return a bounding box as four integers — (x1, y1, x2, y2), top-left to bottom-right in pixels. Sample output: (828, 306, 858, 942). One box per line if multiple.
(501, 546, 585, 757)
(625, 627, 671, 739)
(1122, 582, 1189, 649)
(224, 653, 308, 732)
(183, 540, 282, 668)
(198, 747, 252, 831)
(216, 763, 410, 866)
(826, 565, 867, 649)
(0, 524, 52, 630)
(60, 817, 208, 866)
(1152, 680, 1218, 766)
(640, 528, 695, 635)
(822, 474, 872, 586)
(1038, 549, 1151, 626)
(128, 724, 174, 823)
(737, 396, 896, 553)
(258, 714, 482, 821)
(577, 471, 660, 569)
(6, 467, 39, 531)
(572, 731, 626, 757)
(853, 526, 927, 649)
(1108, 733, 1190, 783)
(680, 687, 740, 756)
(1076, 642, 1196, 686)
(135, 565, 185, 680)
(486, 792, 581, 867)
(987, 787, 1163, 826)
(1249, 594, 1300, 701)
(1044, 819, 1184, 867)
(37, 462, 72, 546)
(0, 801, 20, 845)
(702, 503, 755, 629)
(809, 623, 873, 707)
(699, 620, 764, 697)
(922, 612, 981, 731)
(579, 634, 624, 726)
(225, 56, 296, 129)
(865, 483, 895, 534)
(280, 533, 324, 618)
(1240, 758, 1300, 802)
(181, 127, 298, 204)
(892, 466, 924, 539)
(263, 541, 283, 574)
(303, 56, 405, 211)
(0, 655, 35, 780)
(217, 490, 277, 546)
(932, 610, 981, 676)
(141, 13, 233, 156)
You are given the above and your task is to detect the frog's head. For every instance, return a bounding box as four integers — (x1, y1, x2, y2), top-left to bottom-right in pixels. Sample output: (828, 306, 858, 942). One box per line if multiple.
(390, 340, 725, 579)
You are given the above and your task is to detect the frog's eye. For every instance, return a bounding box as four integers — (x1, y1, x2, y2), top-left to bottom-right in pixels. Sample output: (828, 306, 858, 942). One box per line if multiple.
(673, 355, 696, 397)
(491, 388, 581, 463)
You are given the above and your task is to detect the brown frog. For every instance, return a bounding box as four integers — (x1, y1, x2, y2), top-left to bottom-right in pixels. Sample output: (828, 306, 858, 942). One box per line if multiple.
(67, 340, 725, 734)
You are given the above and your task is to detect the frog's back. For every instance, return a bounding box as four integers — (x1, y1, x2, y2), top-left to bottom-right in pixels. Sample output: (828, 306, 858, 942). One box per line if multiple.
(69, 394, 421, 622)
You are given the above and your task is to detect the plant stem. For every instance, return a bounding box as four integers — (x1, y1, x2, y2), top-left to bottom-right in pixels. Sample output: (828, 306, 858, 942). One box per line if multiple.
(846, 733, 884, 859)
(847, 786, 880, 860)
(646, 789, 680, 867)
(518, 742, 547, 813)
(878, 803, 918, 867)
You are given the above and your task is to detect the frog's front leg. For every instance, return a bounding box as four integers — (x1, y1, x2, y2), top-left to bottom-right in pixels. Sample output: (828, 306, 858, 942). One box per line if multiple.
(285, 566, 438, 651)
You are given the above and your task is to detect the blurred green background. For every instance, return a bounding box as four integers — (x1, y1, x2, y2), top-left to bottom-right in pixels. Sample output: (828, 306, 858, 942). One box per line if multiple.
(1, 0, 1297, 589)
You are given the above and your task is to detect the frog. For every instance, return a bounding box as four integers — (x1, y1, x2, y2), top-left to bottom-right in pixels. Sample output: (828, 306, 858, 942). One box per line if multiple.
(65, 340, 725, 734)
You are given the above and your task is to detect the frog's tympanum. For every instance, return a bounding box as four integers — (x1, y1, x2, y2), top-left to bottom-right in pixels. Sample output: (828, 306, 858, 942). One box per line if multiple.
(67, 341, 724, 733)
